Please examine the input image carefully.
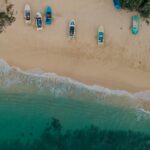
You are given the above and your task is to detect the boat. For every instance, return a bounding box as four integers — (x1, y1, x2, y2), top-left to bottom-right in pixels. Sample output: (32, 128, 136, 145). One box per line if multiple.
(98, 26, 104, 45)
(24, 4, 31, 24)
(45, 6, 52, 25)
(35, 12, 43, 31)
(132, 15, 140, 35)
(113, 0, 121, 10)
(69, 19, 76, 39)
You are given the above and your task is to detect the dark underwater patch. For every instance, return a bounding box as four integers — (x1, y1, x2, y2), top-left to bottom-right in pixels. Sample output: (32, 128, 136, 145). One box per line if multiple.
(0, 118, 150, 150)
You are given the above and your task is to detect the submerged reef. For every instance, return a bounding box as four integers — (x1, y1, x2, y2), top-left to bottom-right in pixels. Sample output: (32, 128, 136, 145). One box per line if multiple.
(0, 118, 150, 150)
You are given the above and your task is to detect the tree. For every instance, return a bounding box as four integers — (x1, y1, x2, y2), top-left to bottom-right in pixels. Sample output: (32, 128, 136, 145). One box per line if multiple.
(121, 0, 144, 10)
(139, 1, 150, 17)
(121, 0, 150, 18)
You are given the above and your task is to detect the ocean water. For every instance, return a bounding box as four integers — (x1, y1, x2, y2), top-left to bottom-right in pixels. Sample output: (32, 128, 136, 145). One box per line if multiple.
(0, 59, 150, 150)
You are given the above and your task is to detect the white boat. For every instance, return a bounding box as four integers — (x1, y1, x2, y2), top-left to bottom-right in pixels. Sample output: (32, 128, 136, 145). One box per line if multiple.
(69, 19, 76, 39)
(35, 12, 43, 31)
(24, 4, 31, 24)
(98, 26, 104, 45)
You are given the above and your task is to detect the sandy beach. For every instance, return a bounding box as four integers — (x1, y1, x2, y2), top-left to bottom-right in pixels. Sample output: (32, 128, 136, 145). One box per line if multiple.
(0, 0, 150, 93)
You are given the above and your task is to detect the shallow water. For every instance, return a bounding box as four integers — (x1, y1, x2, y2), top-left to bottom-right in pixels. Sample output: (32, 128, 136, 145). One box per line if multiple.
(0, 59, 150, 149)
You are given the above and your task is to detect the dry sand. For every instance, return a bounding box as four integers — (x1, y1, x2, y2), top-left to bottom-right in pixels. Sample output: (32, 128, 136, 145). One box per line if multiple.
(0, 0, 150, 94)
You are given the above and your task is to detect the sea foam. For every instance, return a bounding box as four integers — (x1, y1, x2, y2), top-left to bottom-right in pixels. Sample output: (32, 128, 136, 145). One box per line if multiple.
(0, 59, 149, 113)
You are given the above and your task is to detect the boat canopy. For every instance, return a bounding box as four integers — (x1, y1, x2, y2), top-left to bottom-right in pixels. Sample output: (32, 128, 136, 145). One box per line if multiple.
(113, 0, 121, 10)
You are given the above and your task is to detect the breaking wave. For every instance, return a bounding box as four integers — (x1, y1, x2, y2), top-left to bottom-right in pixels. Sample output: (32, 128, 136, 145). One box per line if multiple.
(0, 59, 149, 113)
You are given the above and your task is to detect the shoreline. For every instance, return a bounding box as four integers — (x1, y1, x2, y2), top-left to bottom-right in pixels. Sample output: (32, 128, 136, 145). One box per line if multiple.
(1, 57, 150, 94)
(0, 0, 150, 94)
(1, 58, 150, 112)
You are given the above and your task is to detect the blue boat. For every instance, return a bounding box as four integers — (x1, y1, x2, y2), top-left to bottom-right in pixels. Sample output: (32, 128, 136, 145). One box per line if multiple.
(113, 0, 121, 10)
(45, 6, 52, 25)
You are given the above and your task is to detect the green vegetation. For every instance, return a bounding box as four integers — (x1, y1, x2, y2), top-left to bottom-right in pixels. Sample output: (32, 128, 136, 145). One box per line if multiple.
(0, 4, 15, 33)
(121, 0, 150, 18)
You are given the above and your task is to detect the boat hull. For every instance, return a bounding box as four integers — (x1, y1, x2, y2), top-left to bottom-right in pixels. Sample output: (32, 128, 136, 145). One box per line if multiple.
(24, 4, 31, 24)
(36, 12, 43, 31)
(45, 6, 52, 25)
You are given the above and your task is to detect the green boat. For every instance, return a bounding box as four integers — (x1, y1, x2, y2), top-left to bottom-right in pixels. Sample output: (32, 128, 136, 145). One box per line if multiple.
(132, 15, 140, 35)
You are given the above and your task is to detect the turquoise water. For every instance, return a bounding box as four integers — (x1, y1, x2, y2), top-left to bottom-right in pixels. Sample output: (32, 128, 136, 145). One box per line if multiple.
(0, 59, 150, 149)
